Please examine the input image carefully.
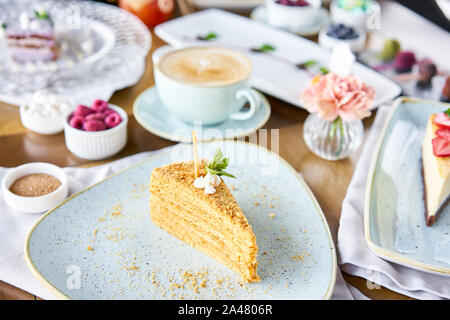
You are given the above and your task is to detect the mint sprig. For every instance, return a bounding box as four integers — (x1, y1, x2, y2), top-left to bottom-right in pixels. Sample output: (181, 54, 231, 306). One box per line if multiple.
(445, 108, 450, 117)
(205, 149, 235, 178)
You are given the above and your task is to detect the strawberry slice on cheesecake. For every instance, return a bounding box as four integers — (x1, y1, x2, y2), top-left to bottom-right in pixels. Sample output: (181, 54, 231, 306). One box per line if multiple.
(422, 109, 450, 226)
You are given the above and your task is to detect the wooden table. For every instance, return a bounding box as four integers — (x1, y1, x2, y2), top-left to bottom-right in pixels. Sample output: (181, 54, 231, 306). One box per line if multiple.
(0, 29, 412, 300)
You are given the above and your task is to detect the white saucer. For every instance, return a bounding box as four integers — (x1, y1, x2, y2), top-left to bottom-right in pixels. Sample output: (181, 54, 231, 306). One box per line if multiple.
(250, 5, 330, 37)
(133, 86, 271, 143)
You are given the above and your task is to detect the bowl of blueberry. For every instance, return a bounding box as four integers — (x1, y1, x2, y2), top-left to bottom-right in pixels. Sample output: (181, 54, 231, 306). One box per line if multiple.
(266, 0, 322, 31)
(64, 99, 128, 160)
(318, 23, 366, 52)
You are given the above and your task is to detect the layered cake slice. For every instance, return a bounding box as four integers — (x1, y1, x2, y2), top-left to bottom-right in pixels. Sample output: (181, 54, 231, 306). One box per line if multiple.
(4, 9, 56, 62)
(150, 149, 259, 282)
(422, 110, 450, 226)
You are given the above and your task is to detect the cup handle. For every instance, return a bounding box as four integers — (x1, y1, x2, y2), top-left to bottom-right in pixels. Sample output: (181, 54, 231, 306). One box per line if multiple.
(230, 88, 260, 121)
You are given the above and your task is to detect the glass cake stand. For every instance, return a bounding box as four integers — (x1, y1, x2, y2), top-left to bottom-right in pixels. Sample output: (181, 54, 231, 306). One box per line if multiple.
(0, 0, 151, 105)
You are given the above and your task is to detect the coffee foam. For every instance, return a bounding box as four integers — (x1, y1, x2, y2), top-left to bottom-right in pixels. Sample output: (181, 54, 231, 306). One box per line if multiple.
(158, 47, 251, 86)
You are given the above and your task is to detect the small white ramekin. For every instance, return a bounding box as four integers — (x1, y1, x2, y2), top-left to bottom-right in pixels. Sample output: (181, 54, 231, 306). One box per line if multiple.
(2, 162, 69, 214)
(318, 25, 366, 53)
(63, 104, 128, 160)
(266, 0, 322, 31)
(20, 105, 67, 135)
(330, 0, 380, 30)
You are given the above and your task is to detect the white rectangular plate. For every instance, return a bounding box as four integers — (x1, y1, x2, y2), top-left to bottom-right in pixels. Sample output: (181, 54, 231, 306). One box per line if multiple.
(155, 9, 401, 110)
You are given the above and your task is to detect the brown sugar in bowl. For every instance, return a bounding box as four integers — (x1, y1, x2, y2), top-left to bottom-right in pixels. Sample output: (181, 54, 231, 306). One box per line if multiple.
(2, 163, 68, 213)
(9, 173, 61, 197)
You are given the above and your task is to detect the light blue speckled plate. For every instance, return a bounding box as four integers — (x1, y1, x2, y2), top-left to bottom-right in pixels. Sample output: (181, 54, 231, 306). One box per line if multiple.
(365, 97, 450, 276)
(25, 141, 336, 299)
(133, 87, 271, 142)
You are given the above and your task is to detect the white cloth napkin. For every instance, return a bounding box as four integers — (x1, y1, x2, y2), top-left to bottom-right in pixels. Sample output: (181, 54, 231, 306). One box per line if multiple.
(0, 150, 162, 300)
(0, 146, 363, 300)
(332, 269, 369, 300)
(338, 106, 450, 300)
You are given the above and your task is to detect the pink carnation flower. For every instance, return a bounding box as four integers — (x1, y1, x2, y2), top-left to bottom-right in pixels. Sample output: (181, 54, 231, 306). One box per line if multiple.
(300, 73, 375, 122)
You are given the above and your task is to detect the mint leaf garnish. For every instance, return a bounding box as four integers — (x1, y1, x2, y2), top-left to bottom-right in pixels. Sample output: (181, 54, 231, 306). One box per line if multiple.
(1, 22, 7, 29)
(205, 149, 235, 178)
(34, 9, 49, 20)
(303, 60, 317, 68)
(445, 108, 450, 117)
(250, 43, 276, 53)
(197, 32, 217, 41)
(296, 60, 317, 70)
(319, 67, 329, 75)
(205, 32, 217, 40)
(259, 43, 275, 52)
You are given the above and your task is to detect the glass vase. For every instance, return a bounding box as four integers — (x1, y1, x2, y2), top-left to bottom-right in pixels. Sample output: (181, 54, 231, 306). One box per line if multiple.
(303, 113, 364, 161)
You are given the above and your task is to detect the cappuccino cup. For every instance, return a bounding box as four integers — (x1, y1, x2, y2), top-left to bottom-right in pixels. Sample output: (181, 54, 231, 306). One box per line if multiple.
(154, 46, 260, 125)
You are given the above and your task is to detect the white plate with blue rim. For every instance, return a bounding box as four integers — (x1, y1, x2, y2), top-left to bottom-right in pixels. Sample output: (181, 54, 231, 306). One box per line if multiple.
(133, 86, 271, 142)
(365, 97, 450, 276)
(25, 141, 337, 299)
(250, 5, 330, 37)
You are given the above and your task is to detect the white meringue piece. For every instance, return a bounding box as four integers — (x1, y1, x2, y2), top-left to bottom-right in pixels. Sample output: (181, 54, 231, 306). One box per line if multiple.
(194, 176, 206, 189)
(19, 12, 30, 30)
(29, 19, 40, 32)
(193, 173, 221, 194)
(203, 172, 221, 187)
(204, 184, 216, 194)
(23, 90, 74, 118)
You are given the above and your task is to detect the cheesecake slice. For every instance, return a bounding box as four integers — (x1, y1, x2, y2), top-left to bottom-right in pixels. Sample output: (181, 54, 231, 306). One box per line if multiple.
(5, 10, 57, 62)
(150, 159, 260, 282)
(422, 112, 450, 226)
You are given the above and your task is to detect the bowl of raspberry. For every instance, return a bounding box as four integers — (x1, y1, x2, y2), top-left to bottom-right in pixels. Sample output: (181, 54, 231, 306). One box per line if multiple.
(64, 100, 128, 160)
(266, 0, 322, 31)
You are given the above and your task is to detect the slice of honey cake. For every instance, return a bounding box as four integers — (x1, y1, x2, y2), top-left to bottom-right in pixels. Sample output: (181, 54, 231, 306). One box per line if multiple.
(150, 149, 259, 282)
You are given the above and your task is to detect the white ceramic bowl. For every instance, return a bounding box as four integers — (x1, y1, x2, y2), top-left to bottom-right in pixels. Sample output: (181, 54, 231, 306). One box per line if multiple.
(330, 0, 380, 30)
(64, 104, 128, 160)
(20, 104, 67, 135)
(266, 0, 322, 30)
(318, 25, 366, 52)
(2, 162, 68, 214)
